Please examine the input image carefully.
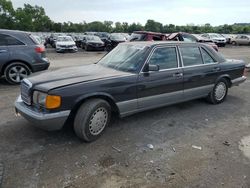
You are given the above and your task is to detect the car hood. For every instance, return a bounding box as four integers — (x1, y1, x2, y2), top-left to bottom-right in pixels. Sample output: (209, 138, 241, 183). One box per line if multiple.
(212, 37, 225, 40)
(87, 40, 104, 44)
(28, 64, 132, 91)
(56, 41, 75, 45)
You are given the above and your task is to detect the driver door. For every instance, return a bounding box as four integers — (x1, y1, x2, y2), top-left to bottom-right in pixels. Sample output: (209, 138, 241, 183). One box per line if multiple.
(137, 46, 184, 109)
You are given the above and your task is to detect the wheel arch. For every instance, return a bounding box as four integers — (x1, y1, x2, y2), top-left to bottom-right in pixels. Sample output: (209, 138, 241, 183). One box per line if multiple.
(67, 93, 120, 123)
(215, 74, 232, 87)
(1, 60, 32, 76)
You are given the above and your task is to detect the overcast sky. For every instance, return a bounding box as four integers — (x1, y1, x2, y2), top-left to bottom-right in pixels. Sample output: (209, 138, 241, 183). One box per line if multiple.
(11, 0, 250, 26)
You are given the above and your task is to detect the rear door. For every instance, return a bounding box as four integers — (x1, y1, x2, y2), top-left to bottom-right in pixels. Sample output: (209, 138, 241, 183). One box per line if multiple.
(0, 34, 10, 72)
(179, 45, 220, 99)
(137, 46, 184, 109)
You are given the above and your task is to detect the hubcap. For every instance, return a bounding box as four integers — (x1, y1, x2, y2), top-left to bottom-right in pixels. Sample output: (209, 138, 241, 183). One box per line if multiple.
(8, 66, 28, 83)
(89, 107, 108, 135)
(215, 82, 227, 101)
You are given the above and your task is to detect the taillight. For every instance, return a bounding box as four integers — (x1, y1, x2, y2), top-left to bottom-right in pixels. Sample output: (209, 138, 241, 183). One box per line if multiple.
(35, 45, 45, 53)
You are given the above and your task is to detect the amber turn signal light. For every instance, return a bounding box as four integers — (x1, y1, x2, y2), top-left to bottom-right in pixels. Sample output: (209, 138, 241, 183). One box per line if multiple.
(45, 95, 61, 109)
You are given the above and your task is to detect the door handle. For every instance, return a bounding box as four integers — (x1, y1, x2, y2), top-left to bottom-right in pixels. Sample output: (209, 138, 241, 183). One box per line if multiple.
(213, 67, 221, 71)
(173, 72, 183, 78)
(0, 50, 7, 53)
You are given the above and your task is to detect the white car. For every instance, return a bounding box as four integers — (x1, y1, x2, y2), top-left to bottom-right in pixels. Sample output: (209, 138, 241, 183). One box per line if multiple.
(200, 33, 227, 47)
(55, 36, 78, 53)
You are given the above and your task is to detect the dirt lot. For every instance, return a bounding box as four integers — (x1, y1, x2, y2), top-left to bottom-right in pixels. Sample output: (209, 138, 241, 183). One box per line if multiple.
(0, 46, 250, 188)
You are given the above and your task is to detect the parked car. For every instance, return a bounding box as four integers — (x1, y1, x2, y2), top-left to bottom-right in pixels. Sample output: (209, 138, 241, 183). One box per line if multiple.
(15, 41, 246, 142)
(95, 32, 110, 43)
(48, 33, 63, 48)
(55, 36, 78, 53)
(0, 29, 49, 84)
(105, 33, 126, 51)
(231, 35, 250, 45)
(81, 35, 105, 51)
(167, 32, 218, 51)
(129, 31, 167, 41)
(74, 35, 85, 48)
(200, 33, 227, 47)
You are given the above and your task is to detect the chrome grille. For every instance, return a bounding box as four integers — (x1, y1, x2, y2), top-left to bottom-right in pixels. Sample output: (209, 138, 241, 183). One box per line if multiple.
(21, 79, 32, 105)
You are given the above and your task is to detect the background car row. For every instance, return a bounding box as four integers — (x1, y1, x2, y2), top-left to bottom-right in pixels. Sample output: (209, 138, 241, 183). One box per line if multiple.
(34, 32, 250, 53)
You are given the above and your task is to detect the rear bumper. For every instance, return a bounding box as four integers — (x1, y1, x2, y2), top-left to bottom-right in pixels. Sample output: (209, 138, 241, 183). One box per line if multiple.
(32, 58, 50, 72)
(15, 96, 70, 131)
(231, 76, 247, 86)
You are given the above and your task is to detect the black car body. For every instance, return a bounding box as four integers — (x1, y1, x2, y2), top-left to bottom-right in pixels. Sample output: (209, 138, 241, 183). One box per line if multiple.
(105, 33, 126, 51)
(95, 32, 110, 44)
(0, 29, 50, 84)
(81, 35, 105, 51)
(15, 42, 246, 142)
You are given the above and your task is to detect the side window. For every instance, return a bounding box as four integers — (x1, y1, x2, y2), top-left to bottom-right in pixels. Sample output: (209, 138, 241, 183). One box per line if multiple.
(148, 47, 178, 70)
(152, 35, 162, 41)
(180, 46, 203, 66)
(0, 34, 8, 46)
(201, 48, 216, 64)
(182, 34, 197, 42)
(5, 35, 24, 46)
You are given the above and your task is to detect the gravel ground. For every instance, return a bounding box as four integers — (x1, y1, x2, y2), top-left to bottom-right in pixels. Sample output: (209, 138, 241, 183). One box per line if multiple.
(0, 46, 250, 188)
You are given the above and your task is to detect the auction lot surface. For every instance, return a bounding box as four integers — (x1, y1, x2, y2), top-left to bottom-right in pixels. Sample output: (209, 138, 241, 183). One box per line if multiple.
(0, 46, 250, 188)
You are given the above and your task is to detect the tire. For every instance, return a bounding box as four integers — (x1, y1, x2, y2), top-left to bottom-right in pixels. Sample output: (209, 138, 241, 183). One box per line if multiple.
(4, 62, 31, 84)
(85, 45, 89, 51)
(105, 45, 112, 52)
(232, 41, 237, 45)
(74, 99, 111, 142)
(207, 78, 229, 104)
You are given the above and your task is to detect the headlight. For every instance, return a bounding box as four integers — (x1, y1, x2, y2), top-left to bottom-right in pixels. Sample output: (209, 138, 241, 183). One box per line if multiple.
(33, 91, 61, 109)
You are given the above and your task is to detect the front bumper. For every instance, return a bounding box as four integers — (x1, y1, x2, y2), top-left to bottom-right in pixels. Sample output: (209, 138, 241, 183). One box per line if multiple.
(56, 47, 78, 52)
(15, 96, 70, 131)
(231, 76, 247, 86)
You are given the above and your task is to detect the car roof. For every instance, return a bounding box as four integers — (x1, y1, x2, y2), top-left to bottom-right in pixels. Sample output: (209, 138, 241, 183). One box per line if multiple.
(0, 29, 30, 36)
(133, 31, 165, 36)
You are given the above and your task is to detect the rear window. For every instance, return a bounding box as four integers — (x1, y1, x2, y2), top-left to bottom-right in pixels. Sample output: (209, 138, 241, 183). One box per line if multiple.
(29, 34, 40, 45)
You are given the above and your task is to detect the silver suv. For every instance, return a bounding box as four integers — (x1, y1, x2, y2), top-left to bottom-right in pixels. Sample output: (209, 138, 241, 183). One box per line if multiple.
(0, 29, 50, 84)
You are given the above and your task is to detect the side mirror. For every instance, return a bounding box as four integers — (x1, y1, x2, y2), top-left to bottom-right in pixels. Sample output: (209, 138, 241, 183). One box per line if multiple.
(148, 64, 159, 72)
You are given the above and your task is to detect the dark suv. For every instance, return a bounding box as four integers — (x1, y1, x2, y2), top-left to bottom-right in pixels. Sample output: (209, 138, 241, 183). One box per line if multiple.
(0, 29, 50, 84)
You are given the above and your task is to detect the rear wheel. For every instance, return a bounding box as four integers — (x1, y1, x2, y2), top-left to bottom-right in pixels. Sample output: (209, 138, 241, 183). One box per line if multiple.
(232, 41, 237, 45)
(4, 62, 31, 84)
(85, 45, 89, 51)
(207, 78, 228, 104)
(74, 99, 111, 142)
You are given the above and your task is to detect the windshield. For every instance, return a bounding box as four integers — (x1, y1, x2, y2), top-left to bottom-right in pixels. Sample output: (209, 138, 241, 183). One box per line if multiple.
(86, 36, 102, 42)
(210, 34, 221, 38)
(98, 44, 149, 73)
(110, 34, 125, 40)
(57, 36, 73, 42)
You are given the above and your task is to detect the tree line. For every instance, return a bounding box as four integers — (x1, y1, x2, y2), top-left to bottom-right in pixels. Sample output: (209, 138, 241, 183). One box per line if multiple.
(1, 0, 250, 34)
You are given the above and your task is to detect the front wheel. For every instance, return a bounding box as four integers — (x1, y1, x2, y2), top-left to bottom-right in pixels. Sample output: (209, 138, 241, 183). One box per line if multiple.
(74, 99, 111, 142)
(4, 62, 31, 84)
(207, 78, 228, 104)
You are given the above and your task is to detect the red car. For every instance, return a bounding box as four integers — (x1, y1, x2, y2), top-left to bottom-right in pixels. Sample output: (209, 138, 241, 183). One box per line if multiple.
(129, 31, 167, 41)
(167, 32, 218, 51)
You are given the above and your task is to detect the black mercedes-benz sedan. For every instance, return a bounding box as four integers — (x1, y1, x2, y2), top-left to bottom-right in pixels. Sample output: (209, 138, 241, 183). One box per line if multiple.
(81, 35, 105, 51)
(15, 41, 247, 142)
